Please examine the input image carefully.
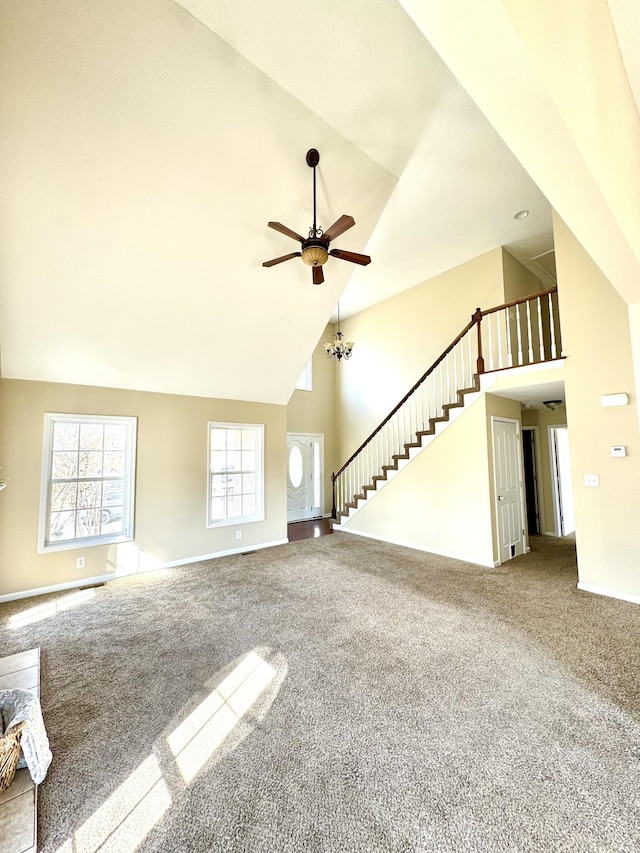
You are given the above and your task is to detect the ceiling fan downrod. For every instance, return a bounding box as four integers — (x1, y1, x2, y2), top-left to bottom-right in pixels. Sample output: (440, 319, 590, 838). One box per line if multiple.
(306, 148, 322, 239)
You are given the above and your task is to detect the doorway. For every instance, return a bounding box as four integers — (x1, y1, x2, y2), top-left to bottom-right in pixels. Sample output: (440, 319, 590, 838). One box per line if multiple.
(286, 433, 324, 522)
(549, 425, 575, 536)
(522, 427, 542, 535)
(492, 417, 526, 563)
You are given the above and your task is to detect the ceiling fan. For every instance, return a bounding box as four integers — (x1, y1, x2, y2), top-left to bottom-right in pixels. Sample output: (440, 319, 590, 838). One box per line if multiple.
(262, 148, 371, 285)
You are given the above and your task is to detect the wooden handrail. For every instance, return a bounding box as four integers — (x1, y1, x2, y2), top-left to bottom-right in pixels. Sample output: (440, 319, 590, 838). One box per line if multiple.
(332, 285, 560, 518)
(334, 316, 476, 479)
(333, 285, 558, 482)
(480, 285, 557, 317)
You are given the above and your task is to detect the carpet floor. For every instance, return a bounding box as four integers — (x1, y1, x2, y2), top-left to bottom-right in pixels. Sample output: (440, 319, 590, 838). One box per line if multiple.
(1, 533, 639, 852)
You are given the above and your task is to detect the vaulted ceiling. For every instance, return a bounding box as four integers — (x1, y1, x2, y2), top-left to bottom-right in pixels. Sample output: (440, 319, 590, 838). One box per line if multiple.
(1, 0, 637, 404)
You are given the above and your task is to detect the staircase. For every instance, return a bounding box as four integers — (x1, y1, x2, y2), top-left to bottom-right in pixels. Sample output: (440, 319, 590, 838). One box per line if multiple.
(332, 286, 562, 522)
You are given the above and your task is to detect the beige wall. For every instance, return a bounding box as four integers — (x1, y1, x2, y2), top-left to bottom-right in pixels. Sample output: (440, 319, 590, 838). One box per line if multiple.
(554, 212, 640, 597)
(286, 324, 338, 515)
(501, 248, 546, 302)
(0, 379, 287, 598)
(342, 395, 496, 567)
(335, 248, 506, 463)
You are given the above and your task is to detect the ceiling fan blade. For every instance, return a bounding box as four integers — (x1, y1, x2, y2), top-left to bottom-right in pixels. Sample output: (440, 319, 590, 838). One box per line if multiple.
(262, 252, 302, 267)
(268, 221, 305, 243)
(323, 215, 355, 243)
(312, 266, 324, 285)
(330, 248, 371, 266)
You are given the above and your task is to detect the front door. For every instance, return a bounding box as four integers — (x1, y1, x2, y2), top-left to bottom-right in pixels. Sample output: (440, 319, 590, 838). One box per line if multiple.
(287, 434, 324, 522)
(492, 417, 525, 563)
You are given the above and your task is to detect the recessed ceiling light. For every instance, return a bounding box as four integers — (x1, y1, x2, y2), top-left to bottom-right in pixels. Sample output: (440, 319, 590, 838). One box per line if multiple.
(514, 209, 529, 220)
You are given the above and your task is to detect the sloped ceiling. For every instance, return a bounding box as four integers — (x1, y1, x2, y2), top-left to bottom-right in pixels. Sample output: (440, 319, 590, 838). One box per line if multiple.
(0, 0, 558, 404)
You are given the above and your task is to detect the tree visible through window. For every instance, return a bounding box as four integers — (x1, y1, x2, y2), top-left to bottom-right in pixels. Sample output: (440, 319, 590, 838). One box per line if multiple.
(39, 414, 137, 552)
(208, 423, 264, 526)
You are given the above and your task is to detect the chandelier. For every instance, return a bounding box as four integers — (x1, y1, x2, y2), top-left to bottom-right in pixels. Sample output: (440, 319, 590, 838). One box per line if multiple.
(324, 303, 354, 361)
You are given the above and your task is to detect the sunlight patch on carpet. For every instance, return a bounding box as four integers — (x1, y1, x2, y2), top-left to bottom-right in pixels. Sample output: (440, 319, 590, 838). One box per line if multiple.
(167, 651, 277, 784)
(54, 754, 171, 853)
(9, 589, 96, 629)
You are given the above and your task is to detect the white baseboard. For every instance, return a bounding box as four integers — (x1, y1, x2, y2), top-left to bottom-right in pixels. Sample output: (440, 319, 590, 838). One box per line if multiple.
(0, 538, 289, 603)
(0, 573, 116, 603)
(334, 525, 497, 568)
(577, 581, 640, 606)
(161, 538, 288, 568)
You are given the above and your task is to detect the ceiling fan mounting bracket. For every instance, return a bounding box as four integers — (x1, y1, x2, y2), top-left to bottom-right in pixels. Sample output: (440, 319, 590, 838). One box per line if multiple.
(306, 148, 320, 168)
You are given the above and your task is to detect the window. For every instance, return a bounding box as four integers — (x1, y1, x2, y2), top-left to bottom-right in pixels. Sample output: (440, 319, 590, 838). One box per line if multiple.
(38, 414, 137, 552)
(208, 423, 264, 527)
(295, 359, 312, 391)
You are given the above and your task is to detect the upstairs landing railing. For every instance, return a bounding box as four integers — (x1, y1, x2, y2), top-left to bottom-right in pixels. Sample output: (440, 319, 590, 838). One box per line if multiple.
(332, 286, 562, 520)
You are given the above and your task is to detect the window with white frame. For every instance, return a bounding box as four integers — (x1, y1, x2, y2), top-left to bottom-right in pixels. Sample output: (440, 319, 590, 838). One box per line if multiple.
(208, 422, 264, 527)
(295, 359, 312, 391)
(38, 414, 137, 552)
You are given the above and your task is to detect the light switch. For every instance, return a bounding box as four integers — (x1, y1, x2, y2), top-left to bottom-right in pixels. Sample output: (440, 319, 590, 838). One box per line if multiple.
(584, 474, 600, 487)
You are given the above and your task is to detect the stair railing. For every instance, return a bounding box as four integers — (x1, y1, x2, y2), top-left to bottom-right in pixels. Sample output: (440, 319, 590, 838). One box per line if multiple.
(332, 286, 562, 521)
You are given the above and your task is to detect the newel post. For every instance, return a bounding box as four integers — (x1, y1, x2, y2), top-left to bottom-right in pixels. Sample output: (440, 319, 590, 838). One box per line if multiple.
(472, 307, 485, 375)
(331, 472, 337, 520)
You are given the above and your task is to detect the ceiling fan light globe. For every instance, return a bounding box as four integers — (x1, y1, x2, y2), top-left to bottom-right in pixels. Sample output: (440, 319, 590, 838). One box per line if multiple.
(301, 245, 329, 267)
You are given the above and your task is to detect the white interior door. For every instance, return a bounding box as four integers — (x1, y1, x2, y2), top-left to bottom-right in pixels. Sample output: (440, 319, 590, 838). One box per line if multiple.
(493, 417, 525, 563)
(287, 434, 323, 522)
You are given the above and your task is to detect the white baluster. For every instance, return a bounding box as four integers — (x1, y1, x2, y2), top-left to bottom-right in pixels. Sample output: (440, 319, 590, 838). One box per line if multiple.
(536, 296, 544, 362)
(549, 292, 558, 359)
(526, 299, 534, 363)
(515, 304, 523, 366)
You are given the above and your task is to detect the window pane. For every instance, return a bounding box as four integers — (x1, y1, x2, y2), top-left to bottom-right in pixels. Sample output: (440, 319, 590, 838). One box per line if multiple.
(242, 494, 255, 515)
(49, 510, 76, 541)
(104, 451, 125, 476)
(228, 494, 242, 517)
(80, 423, 104, 450)
(211, 474, 227, 497)
(242, 473, 255, 494)
(288, 446, 303, 489)
(51, 482, 78, 512)
(104, 424, 127, 450)
(226, 451, 241, 472)
(79, 451, 103, 478)
(211, 496, 226, 521)
(241, 430, 256, 451)
(211, 429, 227, 451)
(101, 515, 124, 535)
(52, 422, 79, 451)
(226, 430, 241, 451)
(52, 451, 78, 480)
(211, 451, 227, 473)
(241, 450, 255, 472)
(78, 480, 102, 509)
(77, 509, 101, 538)
(226, 474, 241, 494)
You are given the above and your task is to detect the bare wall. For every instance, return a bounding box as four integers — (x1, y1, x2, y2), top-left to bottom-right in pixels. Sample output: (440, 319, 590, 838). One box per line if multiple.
(0, 379, 287, 598)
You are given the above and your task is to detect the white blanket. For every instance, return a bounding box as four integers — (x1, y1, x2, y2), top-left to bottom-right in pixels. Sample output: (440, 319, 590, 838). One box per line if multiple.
(0, 688, 52, 784)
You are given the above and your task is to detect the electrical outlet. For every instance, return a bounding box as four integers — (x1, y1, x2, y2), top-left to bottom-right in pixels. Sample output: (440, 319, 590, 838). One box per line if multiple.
(236, 530, 242, 540)
(584, 474, 600, 487)
(76, 556, 85, 568)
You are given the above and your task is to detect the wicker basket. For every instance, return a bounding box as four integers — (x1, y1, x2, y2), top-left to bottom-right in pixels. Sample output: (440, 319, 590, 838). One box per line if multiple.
(0, 720, 27, 792)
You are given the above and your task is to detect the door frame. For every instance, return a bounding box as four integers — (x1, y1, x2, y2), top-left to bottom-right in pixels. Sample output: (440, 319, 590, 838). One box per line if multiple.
(548, 424, 574, 536)
(491, 416, 527, 564)
(286, 432, 325, 522)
